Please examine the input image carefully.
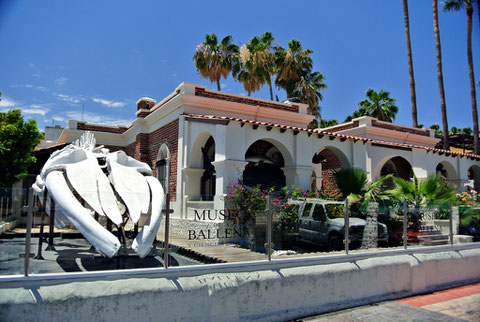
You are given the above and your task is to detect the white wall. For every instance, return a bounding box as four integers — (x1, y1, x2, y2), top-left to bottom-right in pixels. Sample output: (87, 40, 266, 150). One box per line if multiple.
(1, 245, 479, 321)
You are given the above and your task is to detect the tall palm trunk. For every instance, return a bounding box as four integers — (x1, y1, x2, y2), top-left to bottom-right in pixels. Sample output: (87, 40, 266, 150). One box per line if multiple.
(216, 79, 221, 91)
(466, 4, 479, 154)
(266, 76, 274, 101)
(403, 0, 418, 128)
(433, 0, 450, 150)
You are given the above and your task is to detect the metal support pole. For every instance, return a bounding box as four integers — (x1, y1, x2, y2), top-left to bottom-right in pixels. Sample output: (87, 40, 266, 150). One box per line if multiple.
(24, 189, 34, 276)
(34, 191, 47, 260)
(163, 194, 172, 268)
(344, 199, 350, 255)
(45, 198, 56, 251)
(403, 200, 408, 249)
(449, 201, 454, 245)
(265, 196, 273, 261)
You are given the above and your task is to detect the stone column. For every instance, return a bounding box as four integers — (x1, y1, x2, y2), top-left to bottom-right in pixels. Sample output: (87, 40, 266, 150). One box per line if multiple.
(212, 160, 248, 209)
(282, 166, 313, 190)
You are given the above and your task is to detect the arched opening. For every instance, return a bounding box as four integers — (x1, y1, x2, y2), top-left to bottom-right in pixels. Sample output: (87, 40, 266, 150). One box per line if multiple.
(467, 165, 480, 191)
(380, 156, 413, 188)
(156, 144, 170, 194)
(243, 140, 286, 190)
(311, 147, 349, 195)
(436, 161, 457, 183)
(200, 136, 216, 201)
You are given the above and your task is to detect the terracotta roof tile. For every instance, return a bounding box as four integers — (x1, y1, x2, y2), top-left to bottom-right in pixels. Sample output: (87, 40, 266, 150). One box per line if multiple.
(181, 113, 480, 159)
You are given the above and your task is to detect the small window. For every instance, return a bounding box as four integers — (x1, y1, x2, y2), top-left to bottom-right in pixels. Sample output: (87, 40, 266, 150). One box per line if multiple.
(302, 203, 313, 217)
(156, 158, 169, 193)
(325, 204, 345, 218)
(312, 205, 326, 221)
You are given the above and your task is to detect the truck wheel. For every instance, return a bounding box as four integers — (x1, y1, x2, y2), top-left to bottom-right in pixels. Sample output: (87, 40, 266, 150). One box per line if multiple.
(328, 234, 343, 252)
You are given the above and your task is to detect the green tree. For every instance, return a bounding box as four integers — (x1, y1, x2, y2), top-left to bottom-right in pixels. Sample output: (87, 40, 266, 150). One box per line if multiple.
(403, 0, 419, 127)
(274, 39, 313, 98)
(294, 71, 327, 116)
(193, 33, 239, 91)
(450, 126, 460, 134)
(319, 118, 339, 128)
(334, 167, 392, 249)
(235, 42, 263, 96)
(462, 127, 473, 136)
(386, 174, 456, 208)
(444, 0, 479, 154)
(257, 31, 277, 100)
(352, 88, 399, 122)
(433, 0, 450, 150)
(0, 109, 43, 187)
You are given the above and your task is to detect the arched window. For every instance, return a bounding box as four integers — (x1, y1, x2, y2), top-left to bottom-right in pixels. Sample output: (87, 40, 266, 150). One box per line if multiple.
(156, 144, 170, 194)
(201, 136, 216, 200)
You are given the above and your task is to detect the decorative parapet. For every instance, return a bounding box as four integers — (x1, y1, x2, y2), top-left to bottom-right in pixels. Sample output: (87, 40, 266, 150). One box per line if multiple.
(77, 122, 129, 134)
(371, 119, 433, 137)
(194, 87, 301, 113)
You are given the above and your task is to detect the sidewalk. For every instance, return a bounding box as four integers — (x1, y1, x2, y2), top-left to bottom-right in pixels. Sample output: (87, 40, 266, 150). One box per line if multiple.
(297, 283, 480, 321)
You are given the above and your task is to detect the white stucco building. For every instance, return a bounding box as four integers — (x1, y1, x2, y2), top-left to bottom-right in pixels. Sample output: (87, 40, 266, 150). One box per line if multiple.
(55, 82, 480, 220)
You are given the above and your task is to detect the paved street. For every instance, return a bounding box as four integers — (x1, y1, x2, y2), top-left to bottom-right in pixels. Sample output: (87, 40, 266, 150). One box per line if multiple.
(297, 283, 480, 322)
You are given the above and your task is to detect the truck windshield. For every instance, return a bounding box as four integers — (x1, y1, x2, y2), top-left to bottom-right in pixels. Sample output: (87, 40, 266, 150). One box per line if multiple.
(325, 204, 363, 219)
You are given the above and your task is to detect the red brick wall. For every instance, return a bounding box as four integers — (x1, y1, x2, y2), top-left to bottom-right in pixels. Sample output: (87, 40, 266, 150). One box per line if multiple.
(122, 120, 179, 200)
(391, 156, 413, 180)
(147, 119, 179, 200)
(371, 120, 429, 137)
(319, 148, 342, 195)
(77, 122, 128, 134)
(324, 121, 359, 133)
(195, 87, 300, 113)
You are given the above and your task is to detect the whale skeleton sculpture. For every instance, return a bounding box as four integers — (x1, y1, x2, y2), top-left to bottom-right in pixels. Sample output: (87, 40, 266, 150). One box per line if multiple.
(32, 132, 165, 258)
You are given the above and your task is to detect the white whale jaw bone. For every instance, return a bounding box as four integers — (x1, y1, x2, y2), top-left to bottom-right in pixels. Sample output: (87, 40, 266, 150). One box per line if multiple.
(45, 170, 121, 258)
(34, 131, 166, 258)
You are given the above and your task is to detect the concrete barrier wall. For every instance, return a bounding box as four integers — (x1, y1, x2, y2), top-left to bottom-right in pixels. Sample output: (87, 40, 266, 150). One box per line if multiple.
(1, 246, 479, 321)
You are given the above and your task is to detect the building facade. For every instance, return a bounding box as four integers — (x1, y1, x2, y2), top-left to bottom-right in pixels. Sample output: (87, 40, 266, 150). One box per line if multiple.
(56, 82, 480, 220)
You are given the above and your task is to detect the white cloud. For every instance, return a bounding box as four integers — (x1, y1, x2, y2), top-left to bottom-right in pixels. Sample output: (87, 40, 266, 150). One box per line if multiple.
(55, 93, 81, 104)
(64, 110, 132, 126)
(22, 107, 49, 116)
(12, 84, 49, 93)
(160, 59, 168, 63)
(92, 97, 127, 108)
(29, 62, 41, 77)
(0, 96, 19, 108)
(54, 77, 68, 86)
(220, 83, 227, 89)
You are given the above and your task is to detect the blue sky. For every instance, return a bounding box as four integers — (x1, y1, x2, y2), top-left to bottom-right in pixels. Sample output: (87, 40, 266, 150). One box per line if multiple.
(0, 0, 479, 132)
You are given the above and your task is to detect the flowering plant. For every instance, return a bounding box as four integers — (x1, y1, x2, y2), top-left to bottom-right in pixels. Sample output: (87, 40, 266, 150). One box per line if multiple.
(226, 180, 273, 224)
(456, 190, 478, 203)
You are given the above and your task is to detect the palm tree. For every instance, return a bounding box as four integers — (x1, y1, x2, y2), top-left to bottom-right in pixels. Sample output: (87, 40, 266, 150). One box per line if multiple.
(258, 31, 277, 101)
(235, 43, 263, 96)
(319, 118, 339, 128)
(403, 0, 419, 128)
(433, 0, 450, 150)
(193, 33, 239, 91)
(444, 0, 479, 155)
(386, 174, 456, 209)
(274, 39, 313, 98)
(334, 167, 393, 249)
(294, 71, 327, 116)
(358, 88, 399, 122)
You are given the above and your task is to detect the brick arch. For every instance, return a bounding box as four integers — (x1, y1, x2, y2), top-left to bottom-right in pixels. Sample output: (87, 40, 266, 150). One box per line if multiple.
(243, 139, 287, 190)
(311, 147, 349, 195)
(244, 137, 293, 166)
(436, 161, 457, 182)
(467, 165, 480, 191)
(189, 131, 216, 168)
(375, 156, 413, 183)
